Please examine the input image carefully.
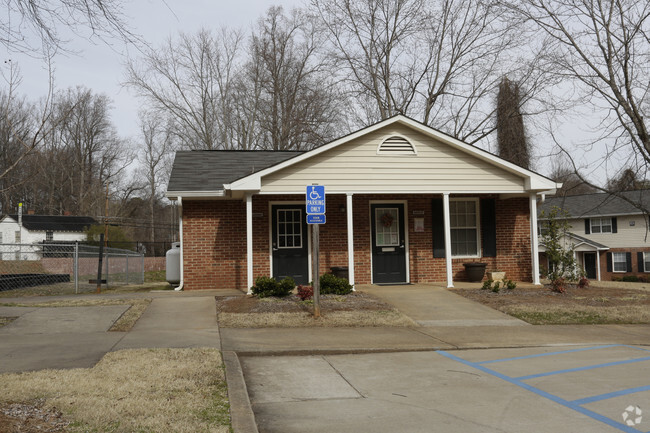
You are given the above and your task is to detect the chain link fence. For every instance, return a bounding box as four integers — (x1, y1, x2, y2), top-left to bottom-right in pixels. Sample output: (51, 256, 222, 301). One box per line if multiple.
(0, 242, 144, 294)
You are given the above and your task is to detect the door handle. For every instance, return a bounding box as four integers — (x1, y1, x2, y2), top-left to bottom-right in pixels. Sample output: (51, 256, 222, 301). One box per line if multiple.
(272, 243, 279, 252)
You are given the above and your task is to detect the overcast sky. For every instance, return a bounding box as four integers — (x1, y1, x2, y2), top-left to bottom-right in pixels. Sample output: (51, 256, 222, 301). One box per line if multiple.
(6, 0, 301, 141)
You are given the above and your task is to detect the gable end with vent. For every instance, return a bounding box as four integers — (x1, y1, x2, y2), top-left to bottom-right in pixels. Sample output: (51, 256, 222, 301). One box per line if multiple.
(377, 135, 417, 155)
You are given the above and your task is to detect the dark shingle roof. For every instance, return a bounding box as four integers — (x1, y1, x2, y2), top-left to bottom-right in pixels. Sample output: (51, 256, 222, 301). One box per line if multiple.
(539, 190, 650, 218)
(6, 215, 97, 232)
(166, 150, 303, 193)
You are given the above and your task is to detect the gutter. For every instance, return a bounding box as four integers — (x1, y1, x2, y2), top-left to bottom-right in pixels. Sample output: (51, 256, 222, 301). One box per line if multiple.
(174, 197, 184, 291)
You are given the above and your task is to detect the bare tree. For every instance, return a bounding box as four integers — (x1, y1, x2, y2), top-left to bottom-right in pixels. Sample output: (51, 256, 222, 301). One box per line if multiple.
(496, 76, 530, 169)
(125, 28, 246, 150)
(310, 0, 517, 143)
(506, 0, 650, 215)
(548, 156, 597, 197)
(1, 0, 137, 56)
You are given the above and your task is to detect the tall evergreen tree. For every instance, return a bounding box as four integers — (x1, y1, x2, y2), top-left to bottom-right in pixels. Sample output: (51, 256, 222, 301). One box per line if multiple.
(496, 76, 530, 169)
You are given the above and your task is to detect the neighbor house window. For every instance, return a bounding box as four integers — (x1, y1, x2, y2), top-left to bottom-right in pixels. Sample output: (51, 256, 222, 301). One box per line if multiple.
(46, 231, 53, 241)
(612, 252, 627, 272)
(644, 252, 650, 272)
(450, 199, 479, 257)
(591, 217, 612, 233)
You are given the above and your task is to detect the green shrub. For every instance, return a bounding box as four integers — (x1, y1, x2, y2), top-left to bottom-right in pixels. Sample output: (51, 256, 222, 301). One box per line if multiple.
(250, 276, 295, 298)
(622, 275, 639, 282)
(505, 279, 517, 290)
(491, 281, 501, 293)
(481, 279, 493, 290)
(319, 273, 353, 295)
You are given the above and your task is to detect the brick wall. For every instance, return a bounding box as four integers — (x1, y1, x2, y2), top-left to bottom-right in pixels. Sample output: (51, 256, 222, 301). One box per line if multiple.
(181, 195, 533, 290)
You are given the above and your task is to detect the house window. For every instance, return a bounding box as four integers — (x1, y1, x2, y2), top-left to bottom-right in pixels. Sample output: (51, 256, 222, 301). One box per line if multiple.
(591, 217, 612, 233)
(0, 232, 3, 243)
(612, 252, 627, 273)
(46, 231, 53, 241)
(374, 208, 400, 246)
(15, 231, 20, 243)
(277, 209, 302, 248)
(450, 199, 479, 257)
(644, 252, 650, 272)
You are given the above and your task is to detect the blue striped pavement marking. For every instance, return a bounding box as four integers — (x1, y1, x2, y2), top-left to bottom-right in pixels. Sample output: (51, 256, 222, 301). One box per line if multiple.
(571, 385, 650, 405)
(477, 345, 620, 365)
(515, 356, 650, 381)
(438, 350, 645, 433)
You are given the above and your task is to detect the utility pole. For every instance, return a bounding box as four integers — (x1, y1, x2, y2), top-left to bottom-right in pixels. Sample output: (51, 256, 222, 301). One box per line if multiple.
(104, 182, 110, 248)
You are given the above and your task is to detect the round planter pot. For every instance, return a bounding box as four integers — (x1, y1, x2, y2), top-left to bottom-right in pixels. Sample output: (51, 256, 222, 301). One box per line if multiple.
(463, 262, 487, 282)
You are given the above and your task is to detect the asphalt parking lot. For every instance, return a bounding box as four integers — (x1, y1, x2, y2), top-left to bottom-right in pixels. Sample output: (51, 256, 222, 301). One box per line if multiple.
(242, 344, 650, 433)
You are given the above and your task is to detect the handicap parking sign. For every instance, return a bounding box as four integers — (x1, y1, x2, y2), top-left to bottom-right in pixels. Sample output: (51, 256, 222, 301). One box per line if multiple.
(306, 185, 326, 215)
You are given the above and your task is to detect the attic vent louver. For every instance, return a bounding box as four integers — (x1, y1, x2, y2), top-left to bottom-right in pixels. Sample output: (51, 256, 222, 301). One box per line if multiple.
(378, 136, 416, 155)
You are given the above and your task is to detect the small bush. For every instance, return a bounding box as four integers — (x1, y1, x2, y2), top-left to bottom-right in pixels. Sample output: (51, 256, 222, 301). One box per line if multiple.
(491, 281, 501, 293)
(250, 276, 295, 298)
(622, 275, 640, 282)
(296, 285, 314, 301)
(611, 276, 622, 282)
(320, 273, 353, 295)
(551, 277, 566, 293)
(578, 277, 589, 288)
(481, 279, 493, 290)
(505, 279, 517, 290)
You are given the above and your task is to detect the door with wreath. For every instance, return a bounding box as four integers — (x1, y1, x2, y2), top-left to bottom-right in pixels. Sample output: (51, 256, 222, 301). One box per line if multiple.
(370, 203, 407, 284)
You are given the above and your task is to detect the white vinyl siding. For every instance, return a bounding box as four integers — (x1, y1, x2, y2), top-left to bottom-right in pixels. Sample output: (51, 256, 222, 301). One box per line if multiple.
(566, 216, 649, 249)
(591, 217, 612, 233)
(612, 252, 627, 272)
(260, 125, 526, 193)
(450, 199, 479, 257)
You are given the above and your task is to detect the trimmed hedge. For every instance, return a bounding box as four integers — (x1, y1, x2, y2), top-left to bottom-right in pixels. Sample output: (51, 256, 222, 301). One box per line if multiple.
(251, 276, 295, 298)
(319, 273, 353, 295)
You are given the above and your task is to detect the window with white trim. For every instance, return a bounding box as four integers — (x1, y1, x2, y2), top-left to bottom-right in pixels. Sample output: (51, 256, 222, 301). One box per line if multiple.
(644, 252, 650, 272)
(276, 209, 302, 248)
(46, 231, 53, 241)
(612, 252, 627, 272)
(374, 207, 400, 246)
(450, 199, 479, 257)
(591, 217, 612, 233)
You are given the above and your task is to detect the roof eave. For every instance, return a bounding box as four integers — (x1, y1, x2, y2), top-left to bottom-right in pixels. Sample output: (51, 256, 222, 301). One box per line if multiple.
(165, 190, 226, 200)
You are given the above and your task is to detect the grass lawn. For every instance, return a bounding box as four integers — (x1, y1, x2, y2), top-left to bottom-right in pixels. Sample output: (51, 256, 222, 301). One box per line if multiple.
(453, 284, 650, 324)
(0, 348, 231, 433)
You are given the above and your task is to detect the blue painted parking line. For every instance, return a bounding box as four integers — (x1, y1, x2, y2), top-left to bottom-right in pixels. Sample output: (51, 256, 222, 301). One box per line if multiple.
(438, 349, 645, 433)
(515, 356, 650, 381)
(571, 385, 650, 405)
(477, 345, 620, 365)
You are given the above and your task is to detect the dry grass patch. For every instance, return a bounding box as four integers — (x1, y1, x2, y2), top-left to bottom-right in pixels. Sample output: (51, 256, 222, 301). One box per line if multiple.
(0, 348, 231, 433)
(219, 310, 416, 328)
(0, 280, 170, 298)
(502, 304, 650, 325)
(0, 299, 151, 332)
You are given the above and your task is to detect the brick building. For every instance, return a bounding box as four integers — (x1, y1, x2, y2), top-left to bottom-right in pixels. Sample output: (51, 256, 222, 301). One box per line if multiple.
(166, 115, 559, 291)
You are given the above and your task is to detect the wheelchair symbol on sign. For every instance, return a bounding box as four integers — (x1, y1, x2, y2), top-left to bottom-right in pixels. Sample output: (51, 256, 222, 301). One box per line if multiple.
(309, 186, 321, 200)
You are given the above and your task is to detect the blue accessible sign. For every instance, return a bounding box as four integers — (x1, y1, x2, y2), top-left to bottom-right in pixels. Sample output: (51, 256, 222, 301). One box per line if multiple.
(306, 185, 326, 224)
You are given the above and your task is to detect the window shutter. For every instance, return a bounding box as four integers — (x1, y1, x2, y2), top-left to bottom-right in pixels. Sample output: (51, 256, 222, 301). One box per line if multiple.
(626, 252, 632, 272)
(584, 219, 590, 234)
(480, 199, 496, 257)
(606, 253, 612, 272)
(612, 217, 617, 233)
(638, 252, 645, 272)
(432, 198, 446, 258)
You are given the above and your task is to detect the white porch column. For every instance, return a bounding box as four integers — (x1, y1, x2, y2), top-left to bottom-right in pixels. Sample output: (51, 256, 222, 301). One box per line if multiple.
(529, 193, 541, 285)
(346, 193, 355, 287)
(443, 193, 454, 288)
(246, 193, 254, 294)
(596, 252, 602, 281)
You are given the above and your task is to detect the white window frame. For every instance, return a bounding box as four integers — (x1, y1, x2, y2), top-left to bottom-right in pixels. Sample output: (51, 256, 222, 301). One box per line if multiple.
(276, 208, 303, 249)
(591, 217, 612, 234)
(46, 231, 54, 241)
(612, 252, 627, 273)
(374, 207, 401, 247)
(450, 198, 481, 258)
(644, 252, 650, 273)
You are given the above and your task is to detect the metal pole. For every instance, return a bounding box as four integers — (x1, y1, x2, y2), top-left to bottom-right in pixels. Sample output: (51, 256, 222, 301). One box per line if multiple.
(141, 252, 144, 284)
(125, 253, 129, 284)
(312, 224, 320, 318)
(105, 250, 109, 287)
(96, 234, 104, 294)
(74, 241, 79, 294)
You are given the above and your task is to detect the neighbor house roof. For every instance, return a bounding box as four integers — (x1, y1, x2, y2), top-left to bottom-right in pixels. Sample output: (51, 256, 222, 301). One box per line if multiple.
(3, 215, 97, 232)
(539, 190, 650, 218)
(167, 150, 303, 197)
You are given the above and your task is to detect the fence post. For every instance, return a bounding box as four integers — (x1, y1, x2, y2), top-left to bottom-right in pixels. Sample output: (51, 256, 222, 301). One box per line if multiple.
(141, 253, 145, 284)
(105, 250, 109, 287)
(74, 242, 79, 294)
(125, 253, 129, 285)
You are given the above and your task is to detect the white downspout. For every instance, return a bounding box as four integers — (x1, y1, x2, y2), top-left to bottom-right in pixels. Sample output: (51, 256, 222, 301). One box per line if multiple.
(174, 197, 184, 291)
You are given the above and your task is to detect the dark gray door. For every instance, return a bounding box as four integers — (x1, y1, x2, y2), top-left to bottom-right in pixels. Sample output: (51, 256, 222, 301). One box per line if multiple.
(272, 205, 309, 284)
(584, 252, 597, 279)
(371, 203, 407, 284)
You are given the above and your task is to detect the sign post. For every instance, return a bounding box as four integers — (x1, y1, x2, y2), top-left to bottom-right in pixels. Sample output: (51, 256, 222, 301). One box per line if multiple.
(306, 185, 325, 318)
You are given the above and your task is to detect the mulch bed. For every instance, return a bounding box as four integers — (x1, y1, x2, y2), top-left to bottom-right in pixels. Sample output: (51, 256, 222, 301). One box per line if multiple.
(216, 292, 395, 314)
(0, 401, 69, 433)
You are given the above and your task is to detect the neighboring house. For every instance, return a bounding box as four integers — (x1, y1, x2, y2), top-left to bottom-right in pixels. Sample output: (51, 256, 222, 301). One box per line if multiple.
(166, 115, 560, 291)
(538, 190, 650, 281)
(0, 214, 96, 260)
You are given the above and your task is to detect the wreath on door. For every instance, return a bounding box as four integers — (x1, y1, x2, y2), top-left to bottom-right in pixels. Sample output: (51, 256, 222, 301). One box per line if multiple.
(381, 212, 394, 227)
